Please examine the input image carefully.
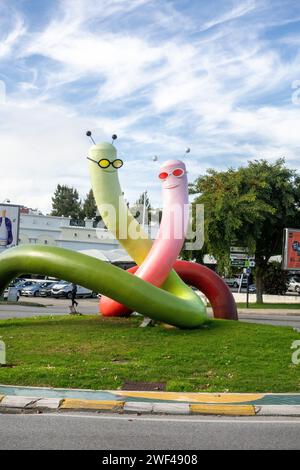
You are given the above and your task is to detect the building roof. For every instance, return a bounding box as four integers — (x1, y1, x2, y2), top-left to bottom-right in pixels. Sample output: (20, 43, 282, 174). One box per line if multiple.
(79, 248, 133, 263)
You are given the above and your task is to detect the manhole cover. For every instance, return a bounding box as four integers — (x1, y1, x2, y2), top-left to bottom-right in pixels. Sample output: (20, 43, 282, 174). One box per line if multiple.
(122, 381, 166, 391)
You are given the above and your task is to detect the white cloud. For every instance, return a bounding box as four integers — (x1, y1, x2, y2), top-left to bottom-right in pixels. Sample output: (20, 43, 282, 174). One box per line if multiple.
(0, 0, 300, 212)
(0, 14, 25, 59)
(0, 98, 103, 212)
(200, 0, 258, 31)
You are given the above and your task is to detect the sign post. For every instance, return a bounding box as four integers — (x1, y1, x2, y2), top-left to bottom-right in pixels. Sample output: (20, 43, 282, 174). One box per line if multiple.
(243, 262, 254, 308)
(246, 268, 251, 308)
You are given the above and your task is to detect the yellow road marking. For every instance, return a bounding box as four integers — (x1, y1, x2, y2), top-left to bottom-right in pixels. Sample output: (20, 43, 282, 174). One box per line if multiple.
(190, 404, 256, 416)
(60, 399, 124, 411)
(113, 391, 264, 404)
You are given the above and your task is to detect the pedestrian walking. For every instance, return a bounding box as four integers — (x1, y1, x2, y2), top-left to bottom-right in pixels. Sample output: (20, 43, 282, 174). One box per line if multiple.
(70, 283, 78, 313)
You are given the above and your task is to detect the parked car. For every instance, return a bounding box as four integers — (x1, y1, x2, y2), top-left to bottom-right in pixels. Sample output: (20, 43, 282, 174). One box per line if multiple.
(9, 277, 25, 287)
(287, 277, 300, 294)
(51, 281, 98, 299)
(191, 287, 208, 305)
(39, 282, 57, 297)
(224, 274, 248, 288)
(15, 281, 38, 296)
(22, 281, 54, 297)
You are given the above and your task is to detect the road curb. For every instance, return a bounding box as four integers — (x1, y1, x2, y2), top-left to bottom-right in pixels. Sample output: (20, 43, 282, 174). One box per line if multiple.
(1, 395, 300, 416)
(190, 404, 256, 416)
(255, 405, 300, 416)
(60, 399, 124, 412)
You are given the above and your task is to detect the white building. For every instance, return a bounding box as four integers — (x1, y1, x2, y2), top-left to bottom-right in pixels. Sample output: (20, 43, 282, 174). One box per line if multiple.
(19, 213, 120, 253)
(18, 212, 158, 266)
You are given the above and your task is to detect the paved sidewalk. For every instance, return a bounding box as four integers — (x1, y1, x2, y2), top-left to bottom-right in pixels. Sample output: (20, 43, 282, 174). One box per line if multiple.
(1, 385, 300, 417)
(237, 308, 300, 316)
(1, 303, 300, 318)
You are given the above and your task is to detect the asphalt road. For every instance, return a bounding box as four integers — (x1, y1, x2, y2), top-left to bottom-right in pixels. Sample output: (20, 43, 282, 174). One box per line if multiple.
(238, 313, 300, 329)
(0, 297, 98, 318)
(0, 413, 299, 450)
(0, 298, 300, 328)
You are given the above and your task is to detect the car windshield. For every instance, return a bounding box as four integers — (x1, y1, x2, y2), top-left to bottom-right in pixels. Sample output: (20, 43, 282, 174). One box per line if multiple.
(14, 282, 23, 287)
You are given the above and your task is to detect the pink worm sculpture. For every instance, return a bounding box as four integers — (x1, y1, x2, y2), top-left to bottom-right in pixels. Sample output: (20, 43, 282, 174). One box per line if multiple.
(100, 160, 189, 316)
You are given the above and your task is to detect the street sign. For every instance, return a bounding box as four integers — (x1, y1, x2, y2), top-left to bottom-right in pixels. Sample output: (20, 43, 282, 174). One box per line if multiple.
(231, 259, 245, 267)
(231, 257, 255, 268)
(243, 267, 252, 275)
(230, 246, 255, 268)
(230, 253, 248, 260)
(230, 246, 248, 253)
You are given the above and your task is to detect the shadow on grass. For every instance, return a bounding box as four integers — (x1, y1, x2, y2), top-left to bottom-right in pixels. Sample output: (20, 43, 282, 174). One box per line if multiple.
(0, 315, 284, 334)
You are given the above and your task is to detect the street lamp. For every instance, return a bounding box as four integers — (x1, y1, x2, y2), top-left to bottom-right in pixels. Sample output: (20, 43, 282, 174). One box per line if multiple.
(142, 191, 147, 229)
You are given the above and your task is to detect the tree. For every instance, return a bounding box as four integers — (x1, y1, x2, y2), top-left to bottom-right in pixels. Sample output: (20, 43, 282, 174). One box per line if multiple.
(180, 246, 205, 264)
(51, 184, 82, 219)
(190, 159, 300, 302)
(263, 261, 289, 295)
(82, 189, 97, 219)
(133, 191, 152, 225)
(81, 189, 102, 225)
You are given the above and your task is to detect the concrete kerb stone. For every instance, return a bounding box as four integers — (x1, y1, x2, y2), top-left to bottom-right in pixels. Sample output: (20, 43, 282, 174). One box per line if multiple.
(255, 405, 300, 416)
(0, 396, 40, 409)
(1, 392, 300, 416)
(29, 398, 63, 410)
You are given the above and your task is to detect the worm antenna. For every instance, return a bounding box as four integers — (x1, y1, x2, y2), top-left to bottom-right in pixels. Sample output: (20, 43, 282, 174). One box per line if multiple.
(112, 134, 118, 145)
(86, 130, 96, 145)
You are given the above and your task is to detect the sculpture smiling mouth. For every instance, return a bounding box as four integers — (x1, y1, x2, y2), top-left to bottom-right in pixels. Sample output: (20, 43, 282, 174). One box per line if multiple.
(164, 184, 179, 189)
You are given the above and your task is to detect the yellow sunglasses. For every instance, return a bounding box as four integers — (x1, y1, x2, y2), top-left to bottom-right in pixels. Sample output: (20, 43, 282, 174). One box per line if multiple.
(87, 157, 123, 169)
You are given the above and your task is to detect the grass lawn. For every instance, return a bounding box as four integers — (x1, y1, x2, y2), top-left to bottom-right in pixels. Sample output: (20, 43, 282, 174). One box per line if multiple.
(0, 315, 299, 393)
(236, 302, 300, 309)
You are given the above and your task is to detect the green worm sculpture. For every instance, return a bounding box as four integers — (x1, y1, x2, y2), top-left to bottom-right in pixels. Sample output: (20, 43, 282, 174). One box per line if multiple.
(0, 141, 208, 328)
(0, 246, 207, 328)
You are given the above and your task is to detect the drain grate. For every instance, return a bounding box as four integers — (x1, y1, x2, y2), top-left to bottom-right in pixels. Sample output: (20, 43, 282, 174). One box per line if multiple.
(122, 381, 166, 391)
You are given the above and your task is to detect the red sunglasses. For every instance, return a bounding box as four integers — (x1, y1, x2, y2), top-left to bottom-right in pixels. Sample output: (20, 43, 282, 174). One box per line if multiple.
(158, 168, 185, 180)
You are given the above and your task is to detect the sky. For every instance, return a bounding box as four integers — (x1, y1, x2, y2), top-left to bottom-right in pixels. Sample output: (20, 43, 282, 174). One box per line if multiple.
(0, 0, 300, 213)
